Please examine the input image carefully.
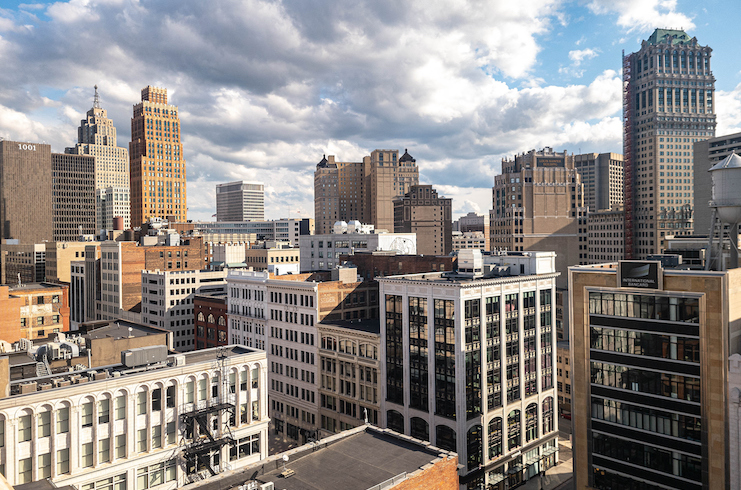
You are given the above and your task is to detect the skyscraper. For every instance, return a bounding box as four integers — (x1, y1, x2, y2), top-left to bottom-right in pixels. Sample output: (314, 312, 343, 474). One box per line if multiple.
(66, 86, 130, 232)
(51, 153, 96, 241)
(314, 149, 419, 234)
(394, 184, 452, 255)
(574, 153, 624, 212)
(623, 29, 716, 258)
(216, 181, 265, 221)
(129, 86, 187, 228)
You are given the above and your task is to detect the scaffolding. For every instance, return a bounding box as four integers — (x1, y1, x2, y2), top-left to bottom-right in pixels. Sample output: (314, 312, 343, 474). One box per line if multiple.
(179, 347, 236, 480)
(622, 50, 635, 259)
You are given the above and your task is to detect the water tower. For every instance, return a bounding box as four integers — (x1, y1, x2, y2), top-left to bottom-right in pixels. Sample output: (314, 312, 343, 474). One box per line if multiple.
(705, 153, 741, 270)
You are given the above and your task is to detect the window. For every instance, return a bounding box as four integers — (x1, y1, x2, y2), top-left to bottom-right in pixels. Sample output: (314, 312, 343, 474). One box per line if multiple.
(166, 421, 176, 445)
(186, 380, 195, 403)
(99, 438, 111, 463)
(152, 425, 162, 449)
(0, 419, 4, 447)
(57, 407, 69, 433)
(137, 429, 147, 452)
(115, 434, 126, 459)
(229, 434, 261, 461)
(18, 457, 31, 484)
(99, 399, 110, 424)
(152, 388, 162, 411)
(137, 460, 177, 490)
(57, 448, 69, 474)
(82, 442, 94, 467)
(166, 385, 176, 408)
(18, 414, 31, 442)
(38, 452, 51, 479)
(38, 411, 51, 437)
(198, 379, 207, 401)
(115, 395, 126, 420)
(137, 392, 147, 415)
(81, 474, 126, 490)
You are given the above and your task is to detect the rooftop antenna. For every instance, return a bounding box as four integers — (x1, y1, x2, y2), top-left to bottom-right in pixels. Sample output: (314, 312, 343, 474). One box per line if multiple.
(93, 85, 101, 109)
(17, 273, 21, 287)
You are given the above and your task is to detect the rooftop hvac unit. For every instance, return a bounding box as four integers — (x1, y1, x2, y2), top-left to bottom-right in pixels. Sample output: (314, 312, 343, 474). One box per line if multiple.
(121, 345, 168, 368)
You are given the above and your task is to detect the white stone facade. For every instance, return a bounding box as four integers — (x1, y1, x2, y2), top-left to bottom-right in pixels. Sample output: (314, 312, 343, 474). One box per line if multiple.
(299, 232, 416, 271)
(0, 345, 269, 489)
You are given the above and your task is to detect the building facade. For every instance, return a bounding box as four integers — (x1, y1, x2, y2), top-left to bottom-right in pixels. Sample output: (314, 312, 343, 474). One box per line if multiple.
(2, 243, 46, 285)
(378, 251, 559, 488)
(0, 342, 269, 489)
(569, 261, 738, 489)
(171, 218, 308, 247)
(299, 229, 416, 272)
(45, 241, 99, 285)
(0, 140, 53, 245)
(623, 29, 716, 258)
(216, 181, 265, 222)
(51, 153, 97, 242)
(140, 269, 227, 352)
(314, 149, 420, 234)
(317, 320, 381, 435)
(8, 282, 70, 340)
(452, 231, 488, 252)
(394, 184, 453, 256)
(129, 86, 187, 228)
(586, 206, 625, 264)
(194, 294, 228, 350)
(574, 152, 624, 212)
(97, 187, 131, 232)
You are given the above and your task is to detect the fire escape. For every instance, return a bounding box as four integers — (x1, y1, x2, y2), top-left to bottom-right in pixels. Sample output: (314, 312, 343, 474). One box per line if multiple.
(623, 50, 635, 259)
(180, 348, 236, 481)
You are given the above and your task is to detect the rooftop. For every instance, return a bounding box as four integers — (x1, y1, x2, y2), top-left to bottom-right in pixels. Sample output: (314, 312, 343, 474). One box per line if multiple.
(646, 28, 694, 46)
(192, 425, 455, 490)
(8, 282, 66, 292)
(82, 319, 170, 340)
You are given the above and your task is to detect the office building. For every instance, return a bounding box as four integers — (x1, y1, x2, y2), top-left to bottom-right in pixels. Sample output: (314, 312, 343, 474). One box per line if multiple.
(623, 29, 716, 258)
(95, 237, 205, 321)
(45, 240, 99, 284)
(216, 181, 265, 221)
(569, 261, 737, 489)
(586, 206, 625, 264)
(317, 319, 381, 434)
(692, 131, 741, 233)
(194, 293, 228, 350)
(0, 140, 53, 244)
(140, 269, 227, 351)
(452, 231, 488, 252)
(66, 85, 130, 190)
(574, 153, 624, 212)
(394, 184, 452, 256)
(2, 243, 46, 285)
(51, 153, 97, 242)
(378, 250, 559, 488)
(555, 341, 571, 415)
(129, 86, 187, 227)
(227, 268, 377, 444)
(314, 149, 419, 234)
(340, 250, 455, 282)
(244, 242, 300, 273)
(0, 334, 269, 488)
(299, 222, 416, 272)
(171, 218, 310, 247)
(97, 187, 131, 232)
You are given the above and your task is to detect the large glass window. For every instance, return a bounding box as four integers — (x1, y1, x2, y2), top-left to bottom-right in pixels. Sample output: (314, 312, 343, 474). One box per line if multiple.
(136, 460, 176, 489)
(435, 299, 456, 419)
(488, 417, 502, 459)
(591, 397, 700, 442)
(18, 414, 31, 442)
(467, 425, 483, 470)
(436, 425, 456, 452)
(542, 397, 554, 434)
(588, 292, 699, 323)
(57, 407, 69, 433)
(525, 403, 538, 442)
(410, 417, 429, 442)
(591, 362, 700, 402)
(115, 395, 126, 420)
(385, 295, 404, 405)
(507, 410, 521, 450)
(38, 411, 51, 437)
(409, 297, 428, 412)
(57, 448, 69, 475)
(82, 402, 93, 427)
(590, 327, 699, 363)
(98, 399, 110, 424)
(387, 410, 404, 434)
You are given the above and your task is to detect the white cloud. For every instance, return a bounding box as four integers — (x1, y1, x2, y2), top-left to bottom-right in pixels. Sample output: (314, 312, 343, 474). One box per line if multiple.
(586, 0, 695, 33)
(716, 84, 741, 136)
(569, 48, 599, 66)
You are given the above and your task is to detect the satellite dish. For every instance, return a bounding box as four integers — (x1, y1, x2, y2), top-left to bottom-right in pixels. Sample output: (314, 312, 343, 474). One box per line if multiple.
(282, 455, 289, 462)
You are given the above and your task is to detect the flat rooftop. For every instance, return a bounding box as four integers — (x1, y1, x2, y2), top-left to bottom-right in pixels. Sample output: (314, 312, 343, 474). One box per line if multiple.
(193, 425, 454, 490)
(83, 319, 170, 340)
(8, 282, 66, 292)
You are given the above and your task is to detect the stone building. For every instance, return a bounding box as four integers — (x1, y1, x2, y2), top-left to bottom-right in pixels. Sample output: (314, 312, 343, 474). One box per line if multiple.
(394, 184, 452, 256)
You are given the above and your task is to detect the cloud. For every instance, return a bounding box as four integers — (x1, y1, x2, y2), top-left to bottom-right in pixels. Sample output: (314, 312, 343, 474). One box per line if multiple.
(716, 84, 741, 136)
(0, 0, 628, 221)
(569, 48, 599, 66)
(586, 0, 695, 33)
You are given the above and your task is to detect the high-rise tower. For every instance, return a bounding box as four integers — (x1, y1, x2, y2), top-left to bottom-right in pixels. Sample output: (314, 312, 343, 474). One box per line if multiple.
(129, 86, 187, 228)
(623, 29, 716, 258)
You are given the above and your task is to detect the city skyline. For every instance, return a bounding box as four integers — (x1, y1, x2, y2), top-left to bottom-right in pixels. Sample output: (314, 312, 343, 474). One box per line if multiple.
(0, 1, 739, 222)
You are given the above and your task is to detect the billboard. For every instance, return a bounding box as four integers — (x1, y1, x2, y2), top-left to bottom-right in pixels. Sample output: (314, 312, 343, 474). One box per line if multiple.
(618, 261, 662, 289)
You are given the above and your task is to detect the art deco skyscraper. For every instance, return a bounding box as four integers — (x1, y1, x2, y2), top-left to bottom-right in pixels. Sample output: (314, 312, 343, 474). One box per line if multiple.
(623, 29, 716, 258)
(129, 86, 187, 228)
(66, 86, 131, 231)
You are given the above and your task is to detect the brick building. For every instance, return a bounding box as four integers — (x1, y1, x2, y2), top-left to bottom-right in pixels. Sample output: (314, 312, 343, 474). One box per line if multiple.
(2, 282, 70, 341)
(194, 293, 228, 349)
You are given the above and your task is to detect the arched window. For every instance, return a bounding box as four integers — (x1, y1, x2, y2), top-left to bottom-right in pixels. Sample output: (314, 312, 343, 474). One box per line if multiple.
(543, 397, 554, 434)
(488, 417, 503, 460)
(359, 343, 377, 360)
(218, 316, 226, 326)
(387, 410, 404, 434)
(467, 425, 483, 470)
(322, 336, 337, 351)
(410, 417, 429, 442)
(340, 340, 357, 355)
(197, 312, 205, 322)
(207, 314, 215, 324)
(525, 403, 538, 442)
(507, 410, 521, 450)
(436, 425, 456, 452)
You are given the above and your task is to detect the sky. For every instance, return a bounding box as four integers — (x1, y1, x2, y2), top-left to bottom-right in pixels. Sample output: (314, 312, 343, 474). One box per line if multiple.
(0, 0, 740, 222)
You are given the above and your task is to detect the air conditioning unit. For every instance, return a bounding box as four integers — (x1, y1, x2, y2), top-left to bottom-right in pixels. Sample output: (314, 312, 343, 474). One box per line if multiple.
(260, 483, 275, 490)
